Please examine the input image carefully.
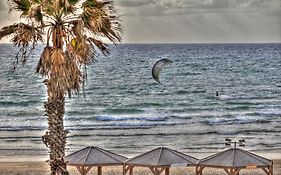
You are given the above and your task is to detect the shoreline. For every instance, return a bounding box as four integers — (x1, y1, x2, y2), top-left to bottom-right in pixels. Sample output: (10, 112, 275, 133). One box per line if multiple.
(0, 160, 280, 175)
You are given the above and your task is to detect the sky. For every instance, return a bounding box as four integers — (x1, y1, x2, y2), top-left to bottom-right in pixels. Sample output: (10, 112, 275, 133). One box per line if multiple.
(0, 0, 280, 43)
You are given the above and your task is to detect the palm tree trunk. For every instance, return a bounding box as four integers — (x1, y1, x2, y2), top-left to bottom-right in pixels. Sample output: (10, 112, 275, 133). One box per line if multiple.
(42, 79, 69, 175)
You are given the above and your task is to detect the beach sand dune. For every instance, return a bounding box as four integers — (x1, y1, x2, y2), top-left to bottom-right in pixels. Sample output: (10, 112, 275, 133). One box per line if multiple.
(0, 160, 280, 175)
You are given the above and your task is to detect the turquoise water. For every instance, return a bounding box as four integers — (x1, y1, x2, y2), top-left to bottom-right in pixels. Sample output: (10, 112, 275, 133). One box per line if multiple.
(0, 43, 281, 159)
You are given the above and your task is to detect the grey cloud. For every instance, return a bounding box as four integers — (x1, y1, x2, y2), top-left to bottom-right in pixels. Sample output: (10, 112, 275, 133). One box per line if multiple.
(122, 10, 281, 43)
(197, 0, 230, 9)
(264, 0, 281, 16)
(151, 0, 186, 8)
(0, 0, 280, 43)
(116, 0, 152, 7)
(0, 1, 9, 11)
(0, 2, 20, 32)
(148, 0, 230, 9)
(123, 0, 280, 11)
(117, 0, 281, 17)
(117, 1, 166, 17)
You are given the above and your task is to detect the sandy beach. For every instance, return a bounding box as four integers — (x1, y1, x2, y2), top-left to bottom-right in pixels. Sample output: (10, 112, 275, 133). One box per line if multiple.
(0, 160, 280, 175)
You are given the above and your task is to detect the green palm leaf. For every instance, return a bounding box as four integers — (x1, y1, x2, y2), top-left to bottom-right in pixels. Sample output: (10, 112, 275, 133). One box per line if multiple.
(8, 0, 31, 16)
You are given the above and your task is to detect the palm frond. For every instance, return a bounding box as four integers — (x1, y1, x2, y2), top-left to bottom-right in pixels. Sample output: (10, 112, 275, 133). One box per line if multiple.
(82, 0, 98, 8)
(0, 23, 42, 65)
(31, 0, 42, 3)
(88, 37, 109, 55)
(8, 0, 31, 16)
(81, 7, 105, 32)
(68, 0, 79, 5)
(9, 0, 45, 24)
(51, 25, 65, 48)
(64, 51, 82, 95)
(28, 5, 44, 24)
(40, 0, 55, 17)
(66, 37, 93, 64)
(70, 20, 84, 38)
(11, 23, 44, 47)
(100, 18, 122, 43)
(0, 23, 22, 39)
(61, 0, 77, 13)
(81, 0, 122, 43)
(36, 46, 52, 76)
(46, 48, 82, 97)
(50, 47, 66, 75)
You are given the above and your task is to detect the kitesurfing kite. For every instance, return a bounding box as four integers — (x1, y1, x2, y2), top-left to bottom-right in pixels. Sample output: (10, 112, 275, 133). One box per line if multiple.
(152, 58, 173, 84)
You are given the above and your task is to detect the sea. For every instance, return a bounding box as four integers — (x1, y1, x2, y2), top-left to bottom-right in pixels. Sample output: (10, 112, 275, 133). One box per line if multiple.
(0, 43, 281, 161)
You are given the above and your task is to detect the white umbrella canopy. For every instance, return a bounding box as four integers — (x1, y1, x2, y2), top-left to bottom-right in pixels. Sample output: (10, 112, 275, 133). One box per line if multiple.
(124, 146, 198, 175)
(65, 146, 127, 175)
(196, 148, 273, 175)
(126, 146, 198, 166)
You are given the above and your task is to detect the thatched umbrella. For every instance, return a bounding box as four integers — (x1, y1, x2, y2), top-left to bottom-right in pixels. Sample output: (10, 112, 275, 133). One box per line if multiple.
(65, 147, 127, 175)
(123, 146, 198, 175)
(196, 148, 273, 175)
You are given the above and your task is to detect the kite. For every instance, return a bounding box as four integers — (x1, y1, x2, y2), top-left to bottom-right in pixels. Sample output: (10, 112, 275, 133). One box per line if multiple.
(152, 58, 173, 84)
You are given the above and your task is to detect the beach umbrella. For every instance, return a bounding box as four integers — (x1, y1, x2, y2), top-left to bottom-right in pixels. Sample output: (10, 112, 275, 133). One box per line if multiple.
(123, 146, 198, 175)
(196, 147, 273, 175)
(65, 146, 127, 175)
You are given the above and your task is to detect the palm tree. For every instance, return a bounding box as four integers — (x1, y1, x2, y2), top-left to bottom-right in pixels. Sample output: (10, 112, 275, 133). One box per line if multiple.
(0, 0, 122, 174)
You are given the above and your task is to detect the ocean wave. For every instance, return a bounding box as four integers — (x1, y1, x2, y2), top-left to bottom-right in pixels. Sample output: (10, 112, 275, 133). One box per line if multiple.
(169, 115, 193, 121)
(225, 101, 260, 105)
(215, 129, 240, 135)
(66, 121, 181, 130)
(242, 128, 281, 134)
(0, 125, 46, 131)
(0, 136, 40, 140)
(257, 109, 281, 116)
(177, 72, 202, 76)
(69, 130, 217, 138)
(66, 110, 97, 117)
(215, 95, 233, 100)
(201, 115, 270, 126)
(127, 102, 166, 107)
(212, 127, 281, 136)
(175, 89, 206, 95)
(0, 115, 45, 122)
(103, 108, 145, 114)
(95, 115, 168, 122)
(0, 100, 40, 107)
(224, 105, 252, 111)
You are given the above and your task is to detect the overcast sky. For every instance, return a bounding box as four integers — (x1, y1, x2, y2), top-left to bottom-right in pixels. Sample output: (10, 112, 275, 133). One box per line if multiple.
(0, 0, 280, 43)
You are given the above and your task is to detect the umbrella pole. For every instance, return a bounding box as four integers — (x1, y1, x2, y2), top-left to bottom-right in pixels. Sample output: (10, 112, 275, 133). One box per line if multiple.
(130, 166, 134, 175)
(97, 166, 102, 175)
(165, 167, 169, 175)
(75, 166, 85, 175)
(196, 165, 204, 175)
(123, 165, 126, 175)
(262, 164, 274, 175)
